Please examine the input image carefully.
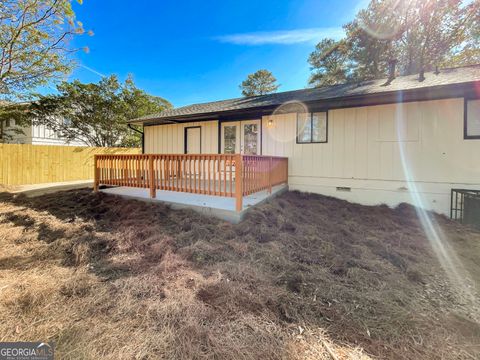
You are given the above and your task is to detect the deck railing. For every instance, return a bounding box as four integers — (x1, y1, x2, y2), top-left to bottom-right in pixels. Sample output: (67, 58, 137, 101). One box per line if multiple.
(94, 153, 288, 211)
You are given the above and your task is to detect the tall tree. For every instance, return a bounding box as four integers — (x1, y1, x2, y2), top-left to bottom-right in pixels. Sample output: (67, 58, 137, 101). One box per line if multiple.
(308, 39, 350, 87)
(240, 69, 280, 97)
(443, 3, 480, 67)
(308, 0, 480, 86)
(343, 0, 400, 81)
(32, 75, 171, 147)
(0, 0, 87, 141)
(0, 0, 86, 96)
(393, 0, 475, 78)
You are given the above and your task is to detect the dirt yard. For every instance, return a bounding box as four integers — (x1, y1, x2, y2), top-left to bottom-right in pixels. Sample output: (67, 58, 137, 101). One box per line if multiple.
(0, 189, 479, 359)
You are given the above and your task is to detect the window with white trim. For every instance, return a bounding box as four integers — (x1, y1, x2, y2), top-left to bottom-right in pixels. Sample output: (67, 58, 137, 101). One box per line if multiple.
(465, 99, 480, 139)
(296, 112, 328, 143)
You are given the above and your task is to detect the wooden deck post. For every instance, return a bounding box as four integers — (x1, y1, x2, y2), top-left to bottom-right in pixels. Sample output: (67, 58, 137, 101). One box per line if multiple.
(235, 154, 243, 212)
(285, 158, 289, 184)
(93, 155, 99, 192)
(268, 157, 272, 194)
(149, 155, 156, 198)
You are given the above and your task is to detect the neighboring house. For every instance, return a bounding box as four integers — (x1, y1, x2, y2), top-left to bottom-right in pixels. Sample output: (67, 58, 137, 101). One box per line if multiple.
(125, 64, 480, 216)
(4, 117, 84, 146)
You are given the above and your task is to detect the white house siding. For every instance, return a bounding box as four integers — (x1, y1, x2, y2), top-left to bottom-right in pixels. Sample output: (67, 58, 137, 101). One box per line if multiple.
(6, 123, 85, 146)
(144, 121, 218, 154)
(262, 98, 480, 215)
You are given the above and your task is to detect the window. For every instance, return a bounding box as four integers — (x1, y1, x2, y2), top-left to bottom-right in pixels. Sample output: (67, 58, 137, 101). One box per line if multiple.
(296, 112, 328, 143)
(243, 123, 259, 155)
(465, 99, 480, 139)
(223, 125, 237, 154)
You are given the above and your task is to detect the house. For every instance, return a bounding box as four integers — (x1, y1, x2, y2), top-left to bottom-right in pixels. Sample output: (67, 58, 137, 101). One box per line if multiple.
(95, 64, 480, 220)
(1, 100, 85, 146)
(3, 117, 85, 146)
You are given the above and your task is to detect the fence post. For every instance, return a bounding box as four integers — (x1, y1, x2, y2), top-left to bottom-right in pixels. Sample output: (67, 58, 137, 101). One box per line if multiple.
(235, 154, 243, 212)
(93, 155, 99, 192)
(149, 155, 156, 198)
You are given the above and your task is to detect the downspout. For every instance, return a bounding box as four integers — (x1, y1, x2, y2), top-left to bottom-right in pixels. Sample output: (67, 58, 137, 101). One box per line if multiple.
(128, 124, 144, 154)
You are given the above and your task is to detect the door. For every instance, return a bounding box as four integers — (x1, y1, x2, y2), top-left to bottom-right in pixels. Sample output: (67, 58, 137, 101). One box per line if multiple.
(221, 120, 261, 154)
(185, 127, 201, 154)
(241, 120, 260, 155)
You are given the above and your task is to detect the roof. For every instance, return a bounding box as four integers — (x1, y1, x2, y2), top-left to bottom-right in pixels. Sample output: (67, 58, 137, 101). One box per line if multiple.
(131, 64, 480, 125)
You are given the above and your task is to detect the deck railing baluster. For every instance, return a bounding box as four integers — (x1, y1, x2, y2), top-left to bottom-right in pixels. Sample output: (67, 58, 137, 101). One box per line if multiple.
(94, 154, 288, 212)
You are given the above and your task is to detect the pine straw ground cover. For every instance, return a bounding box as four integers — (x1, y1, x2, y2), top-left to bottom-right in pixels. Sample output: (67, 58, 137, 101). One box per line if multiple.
(0, 189, 479, 360)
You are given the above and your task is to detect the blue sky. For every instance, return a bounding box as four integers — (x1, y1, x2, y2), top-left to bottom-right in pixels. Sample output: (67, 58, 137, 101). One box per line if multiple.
(66, 0, 368, 107)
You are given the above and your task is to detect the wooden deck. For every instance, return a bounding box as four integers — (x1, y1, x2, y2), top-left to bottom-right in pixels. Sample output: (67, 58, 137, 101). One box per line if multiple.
(94, 154, 288, 212)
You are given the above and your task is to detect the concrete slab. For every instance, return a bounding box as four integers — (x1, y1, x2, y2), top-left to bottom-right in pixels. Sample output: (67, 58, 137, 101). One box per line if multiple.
(1, 180, 93, 197)
(100, 184, 288, 223)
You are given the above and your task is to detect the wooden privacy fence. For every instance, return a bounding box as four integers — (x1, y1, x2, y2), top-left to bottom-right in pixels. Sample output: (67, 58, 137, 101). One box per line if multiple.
(0, 144, 140, 186)
(94, 153, 289, 211)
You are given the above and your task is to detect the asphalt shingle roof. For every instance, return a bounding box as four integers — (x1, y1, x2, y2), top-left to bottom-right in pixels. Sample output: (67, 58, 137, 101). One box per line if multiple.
(132, 64, 480, 123)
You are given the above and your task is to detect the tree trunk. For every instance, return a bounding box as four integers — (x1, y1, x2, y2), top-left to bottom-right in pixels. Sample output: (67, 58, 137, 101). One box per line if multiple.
(0, 120, 4, 142)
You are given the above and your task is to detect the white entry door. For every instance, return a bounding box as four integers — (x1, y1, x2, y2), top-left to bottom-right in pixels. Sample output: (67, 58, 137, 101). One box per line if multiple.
(185, 127, 201, 154)
(221, 120, 261, 155)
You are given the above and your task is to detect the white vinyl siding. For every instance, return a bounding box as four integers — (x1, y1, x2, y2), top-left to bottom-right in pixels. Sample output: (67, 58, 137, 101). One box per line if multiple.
(263, 98, 480, 215)
(144, 121, 218, 154)
(142, 98, 480, 215)
(466, 99, 480, 138)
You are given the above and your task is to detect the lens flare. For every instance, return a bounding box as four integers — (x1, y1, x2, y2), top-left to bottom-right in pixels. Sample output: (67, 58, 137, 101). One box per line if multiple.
(358, 0, 403, 40)
(394, 92, 477, 308)
(358, 19, 402, 40)
(266, 101, 309, 144)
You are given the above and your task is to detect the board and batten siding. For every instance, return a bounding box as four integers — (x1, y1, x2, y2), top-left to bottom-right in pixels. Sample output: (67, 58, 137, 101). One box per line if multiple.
(262, 98, 480, 215)
(142, 98, 479, 215)
(144, 121, 218, 154)
(6, 123, 84, 146)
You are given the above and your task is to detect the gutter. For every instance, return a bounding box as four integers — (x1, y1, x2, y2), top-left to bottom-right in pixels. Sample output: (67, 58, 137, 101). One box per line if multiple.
(128, 124, 144, 154)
